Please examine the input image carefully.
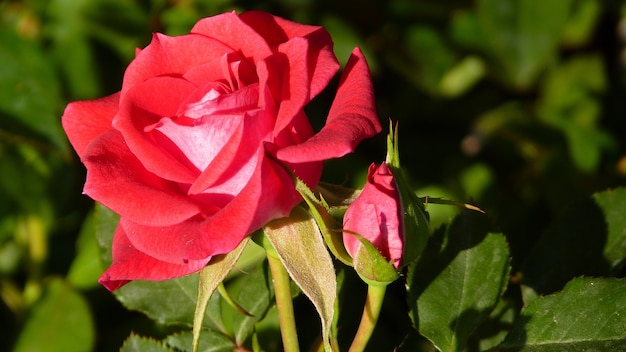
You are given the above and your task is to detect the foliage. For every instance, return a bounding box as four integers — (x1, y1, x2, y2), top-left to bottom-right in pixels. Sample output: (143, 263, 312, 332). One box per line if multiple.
(2, 0, 626, 351)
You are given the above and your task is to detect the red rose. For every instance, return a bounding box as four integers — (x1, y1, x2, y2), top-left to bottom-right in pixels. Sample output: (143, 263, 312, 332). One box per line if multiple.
(343, 163, 404, 269)
(62, 11, 380, 291)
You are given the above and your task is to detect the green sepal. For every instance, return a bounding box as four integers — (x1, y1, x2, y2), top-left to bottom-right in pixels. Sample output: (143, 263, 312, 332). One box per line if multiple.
(295, 176, 354, 266)
(192, 238, 249, 352)
(263, 206, 337, 352)
(344, 230, 400, 287)
(386, 121, 430, 265)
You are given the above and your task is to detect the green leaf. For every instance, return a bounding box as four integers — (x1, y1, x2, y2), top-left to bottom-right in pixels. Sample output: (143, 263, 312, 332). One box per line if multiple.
(495, 277, 626, 351)
(14, 278, 95, 352)
(476, 0, 573, 89)
(522, 187, 626, 295)
(166, 331, 235, 352)
(537, 55, 613, 172)
(193, 238, 249, 352)
(218, 258, 275, 345)
(0, 28, 66, 151)
(438, 55, 486, 98)
(407, 210, 510, 352)
(94, 202, 119, 268)
(115, 273, 200, 327)
(264, 206, 337, 351)
(594, 187, 626, 270)
(561, 0, 601, 47)
(385, 25, 457, 94)
(120, 334, 175, 352)
(67, 209, 103, 289)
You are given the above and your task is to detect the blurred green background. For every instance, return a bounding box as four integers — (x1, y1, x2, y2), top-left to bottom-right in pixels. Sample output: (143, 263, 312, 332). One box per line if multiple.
(1, 0, 626, 351)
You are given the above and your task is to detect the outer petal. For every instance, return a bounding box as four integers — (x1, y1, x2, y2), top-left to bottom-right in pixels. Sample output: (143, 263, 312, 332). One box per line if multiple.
(98, 225, 210, 291)
(82, 130, 201, 227)
(276, 48, 381, 163)
(191, 11, 273, 64)
(123, 151, 299, 263)
(62, 93, 119, 157)
(240, 10, 338, 99)
(271, 37, 340, 137)
(121, 33, 235, 96)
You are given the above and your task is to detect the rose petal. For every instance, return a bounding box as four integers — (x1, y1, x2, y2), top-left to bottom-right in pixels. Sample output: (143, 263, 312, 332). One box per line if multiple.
(98, 225, 210, 291)
(121, 33, 235, 96)
(114, 76, 199, 183)
(191, 11, 273, 64)
(62, 93, 119, 157)
(276, 48, 381, 163)
(240, 10, 338, 99)
(155, 85, 261, 173)
(343, 163, 404, 268)
(183, 52, 257, 90)
(123, 152, 299, 263)
(82, 130, 201, 227)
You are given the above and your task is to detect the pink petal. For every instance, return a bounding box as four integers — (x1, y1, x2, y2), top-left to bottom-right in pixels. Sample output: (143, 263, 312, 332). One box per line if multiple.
(82, 130, 201, 227)
(62, 93, 119, 157)
(191, 11, 273, 64)
(189, 93, 274, 195)
(122, 152, 299, 263)
(98, 226, 210, 291)
(114, 76, 199, 183)
(240, 10, 338, 99)
(343, 163, 404, 268)
(121, 33, 235, 96)
(276, 48, 381, 163)
(271, 37, 340, 137)
(183, 52, 257, 90)
(154, 84, 261, 173)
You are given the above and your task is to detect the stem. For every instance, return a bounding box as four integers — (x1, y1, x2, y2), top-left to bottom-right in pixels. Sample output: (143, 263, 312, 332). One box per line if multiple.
(348, 284, 387, 352)
(267, 254, 300, 352)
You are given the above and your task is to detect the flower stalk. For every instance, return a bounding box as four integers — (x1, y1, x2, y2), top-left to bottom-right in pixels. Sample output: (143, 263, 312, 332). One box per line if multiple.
(348, 284, 387, 352)
(267, 253, 300, 352)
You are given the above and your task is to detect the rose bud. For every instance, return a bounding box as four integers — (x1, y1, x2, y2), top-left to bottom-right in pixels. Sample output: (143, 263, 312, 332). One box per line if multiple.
(343, 162, 404, 270)
(62, 10, 380, 291)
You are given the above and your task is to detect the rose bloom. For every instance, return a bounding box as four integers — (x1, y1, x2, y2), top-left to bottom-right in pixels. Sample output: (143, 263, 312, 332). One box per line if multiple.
(63, 11, 380, 291)
(343, 163, 404, 269)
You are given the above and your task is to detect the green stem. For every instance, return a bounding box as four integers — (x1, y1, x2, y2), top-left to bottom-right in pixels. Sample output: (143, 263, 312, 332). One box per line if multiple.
(348, 284, 387, 352)
(267, 254, 300, 352)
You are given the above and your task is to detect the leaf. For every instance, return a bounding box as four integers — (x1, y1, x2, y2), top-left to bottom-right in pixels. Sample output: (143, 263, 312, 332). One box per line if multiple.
(387, 25, 458, 94)
(476, 0, 573, 89)
(120, 334, 175, 352)
(594, 187, 626, 270)
(193, 238, 249, 352)
(114, 273, 200, 327)
(495, 277, 626, 351)
(522, 188, 626, 295)
(264, 206, 337, 351)
(219, 258, 275, 345)
(407, 210, 510, 352)
(537, 55, 613, 172)
(13, 278, 95, 352)
(67, 209, 103, 289)
(0, 28, 66, 151)
(166, 331, 235, 352)
(94, 202, 119, 268)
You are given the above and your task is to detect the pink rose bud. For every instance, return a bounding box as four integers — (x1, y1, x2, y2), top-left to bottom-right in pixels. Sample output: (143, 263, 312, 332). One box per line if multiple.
(343, 163, 404, 269)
